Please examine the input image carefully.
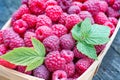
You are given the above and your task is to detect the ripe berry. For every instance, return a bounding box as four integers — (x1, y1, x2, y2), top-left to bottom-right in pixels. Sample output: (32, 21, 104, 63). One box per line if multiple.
(45, 51, 66, 72)
(43, 35, 60, 52)
(46, 5, 63, 22)
(52, 70, 67, 80)
(16, 66, 32, 75)
(22, 14, 37, 28)
(60, 50, 74, 63)
(33, 65, 50, 80)
(108, 17, 118, 26)
(0, 31, 3, 44)
(112, 0, 120, 10)
(13, 19, 28, 34)
(65, 14, 82, 30)
(21, 0, 28, 5)
(59, 13, 68, 25)
(60, 34, 75, 50)
(72, 1, 82, 9)
(52, 24, 68, 37)
(36, 15, 52, 28)
(68, 5, 81, 14)
(75, 0, 87, 3)
(95, 45, 106, 55)
(24, 31, 36, 47)
(0, 44, 7, 54)
(45, 0, 57, 8)
(28, 0, 46, 15)
(35, 26, 53, 41)
(105, 0, 115, 6)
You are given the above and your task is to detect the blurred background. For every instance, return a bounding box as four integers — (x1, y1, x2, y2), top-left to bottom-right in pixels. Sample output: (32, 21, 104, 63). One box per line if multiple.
(0, 0, 120, 80)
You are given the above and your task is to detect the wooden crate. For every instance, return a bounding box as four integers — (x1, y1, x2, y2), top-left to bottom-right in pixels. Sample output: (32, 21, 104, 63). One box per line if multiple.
(0, 19, 120, 80)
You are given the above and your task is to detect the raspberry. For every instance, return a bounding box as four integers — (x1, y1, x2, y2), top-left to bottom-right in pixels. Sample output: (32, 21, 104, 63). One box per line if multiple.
(112, 0, 120, 10)
(60, 50, 74, 63)
(73, 47, 87, 59)
(45, 51, 66, 72)
(24, 31, 36, 47)
(36, 15, 52, 28)
(27, 28, 35, 33)
(67, 78, 76, 80)
(106, 7, 120, 18)
(104, 21, 115, 36)
(52, 70, 67, 80)
(13, 19, 28, 34)
(68, 5, 81, 14)
(22, 14, 37, 28)
(52, 24, 68, 37)
(57, 0, 72, 11)
(35, 26, 53, 41)
(46, 5, 63, 22)
(0, 31, 3, 44)
(16, 66, 32, 75)
(33, 65, 50, 80)
(75, 58, 91, 75)
(11, 4, 30, 25)
(28, 0, 46, 15)
(21, 0, 28, 5)
(58, 13, 68, 25)
(79, 11, 94, 23)
(94, 12, 108, 25)
(45, 0, 57, 8)
(75, 0, 87, 3)
(63, 62, 75, 77)
(95, 45, 106, 55)
(43, 35, 60, 52)
(105, 0, 115, 6)
(0, 44, 7, 54)
(65, 14, 82, 30)
(108, 17, 118, 26)
(2, 28, 25, 49)
(60, 34, 75, 50)
(72, 1, 82, 9)
(0, 59, 16, 69)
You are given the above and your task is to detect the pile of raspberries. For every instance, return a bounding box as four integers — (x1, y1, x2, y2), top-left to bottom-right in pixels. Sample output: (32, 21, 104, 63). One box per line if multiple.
(0, 0, 119, 80)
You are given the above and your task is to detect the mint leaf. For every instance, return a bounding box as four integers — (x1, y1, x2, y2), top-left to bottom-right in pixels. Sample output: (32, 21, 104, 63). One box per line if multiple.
(32, 38, 45, 57)
(77, 42, 97, 60)
(85, 24, 110, 45)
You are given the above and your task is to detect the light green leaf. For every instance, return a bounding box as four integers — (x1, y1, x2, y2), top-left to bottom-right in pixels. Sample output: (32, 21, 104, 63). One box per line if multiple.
(77, 42, 97, 60)
(85, 24, 110, 45)
(32, 38, 45, 57)
(26, 57, 44, 71)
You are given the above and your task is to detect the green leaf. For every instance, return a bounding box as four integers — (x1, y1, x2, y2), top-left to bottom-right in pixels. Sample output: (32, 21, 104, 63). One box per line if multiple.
(85, 24, 110, 45)
(32, 38, 45, 57)
(26, 57, 44, 71)
(77, 42, 97, 60)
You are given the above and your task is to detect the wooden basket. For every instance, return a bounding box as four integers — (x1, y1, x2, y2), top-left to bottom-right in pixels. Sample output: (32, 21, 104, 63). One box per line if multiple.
(0, 19, 120, 80)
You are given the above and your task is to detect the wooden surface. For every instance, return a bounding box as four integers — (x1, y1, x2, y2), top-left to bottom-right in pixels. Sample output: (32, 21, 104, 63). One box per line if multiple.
(0, 0, 120, 80)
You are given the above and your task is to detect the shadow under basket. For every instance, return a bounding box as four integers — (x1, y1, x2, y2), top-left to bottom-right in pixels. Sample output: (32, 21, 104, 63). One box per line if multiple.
(0, 19, 120, 80)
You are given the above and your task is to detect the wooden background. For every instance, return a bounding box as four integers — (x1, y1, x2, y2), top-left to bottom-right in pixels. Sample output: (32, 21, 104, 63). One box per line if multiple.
(0, 0, 120, 80)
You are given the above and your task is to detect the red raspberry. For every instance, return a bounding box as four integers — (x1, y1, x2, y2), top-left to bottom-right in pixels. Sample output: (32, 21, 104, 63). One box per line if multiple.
(36, 15, 52, 28)
(27, 28, 35, 33)
(45, 51, 66, 72)
(60, 34, 75, 50)
(21, 0, 28, 5)
(24, 31, 36, 47)
(33, 65, 50, 80)
(45, 0, 57, 8)
(68, 5, 81, 14)
(75, 58, 91, 75)
(52, 70, 67, 80)
(95, 45, 106, 55)
(11, 4, 30, 25)
(108, 17, 118, 26)
(35, 26, 53, 41)
(112, 0, 120, 10)
(0, 44, 7, 54)
(28, 0, 46, 15)
(0, 59, 16, 69)
(63, 62, 75, 77)
(16, 66, 32, 75)
(106, 7, 120, 18)
(65, 14, 82, 30)
(75, 0, 87, 3)
(60, 50, 74, 63)
(52, 24, 68, 37)
(46, 5, 63, 22)
(2, 28, 25, 49)
(22, 14, 37, 28)
(73, 47, 87, 59)
(13, 19, 28, 34)
(0, 31, 3, 44)
(72, 1, 82, 9)
(94, 12, 108, 25)
(59, 13, 68, 25)
(104, 21, 115, 36)
(105, 0, 115, 6)
(43, 35, 60, 52)
(79, 11, 94, 23)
